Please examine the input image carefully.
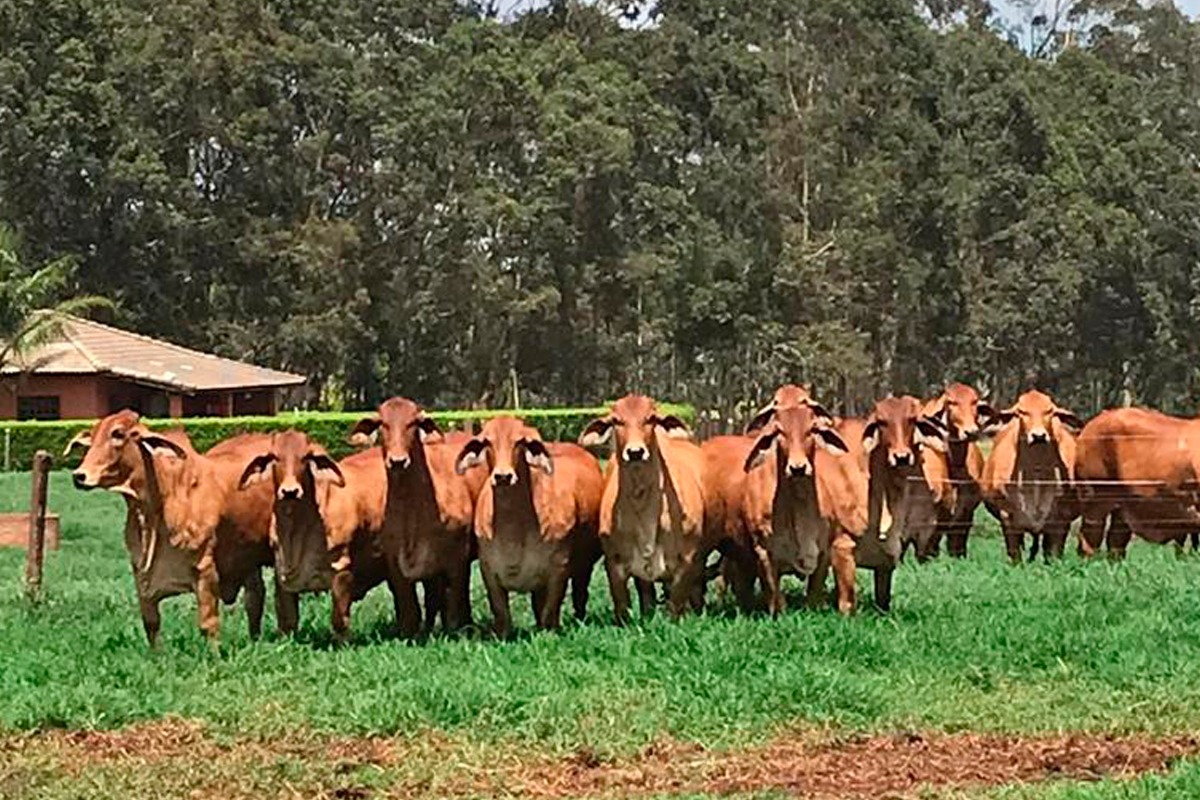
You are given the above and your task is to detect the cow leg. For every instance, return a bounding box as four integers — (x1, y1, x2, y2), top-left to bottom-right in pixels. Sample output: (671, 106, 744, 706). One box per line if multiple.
(538, 567, 569, 632)
(753, 544, 784, 617)
(604, 558, 632, 626)
(243, 569, 265, 641)
(194, 548, 221, 645)
(139, 596, 162, 648)
(871, 567, 893, 613)
(1107, 511, 1132, 562)
(667, 560, 704, 619)
(924, 532, 943, 561)
(946, 526, 969, 559)
(1192, 531, 1199, 551)
(421, 577, 445, 633)
(569, 546, 598, 621)
(831, 533, 857, 615)
(1042, 527, 1067, 561)
(634, 578, 656, 620)
(805, 551, 830, 611)
(274, 576, 300, 636)
(445, 558, 473, 632)
(1077, 508, 1109, 558)
(1003, 523, 1023, 565)
(385, 563, 421, 638)
(481, 568, 512, 639)
(1027, 533, 1040, 563)
(330, 568, 355, 644)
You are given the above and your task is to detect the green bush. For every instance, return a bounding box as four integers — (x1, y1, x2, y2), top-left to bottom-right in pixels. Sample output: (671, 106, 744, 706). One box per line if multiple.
(0, 404, 695, 471)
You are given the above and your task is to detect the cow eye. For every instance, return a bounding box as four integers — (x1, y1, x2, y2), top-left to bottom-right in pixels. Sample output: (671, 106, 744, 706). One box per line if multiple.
(111, 429, 126, 442)
(612, 417, 625, 427)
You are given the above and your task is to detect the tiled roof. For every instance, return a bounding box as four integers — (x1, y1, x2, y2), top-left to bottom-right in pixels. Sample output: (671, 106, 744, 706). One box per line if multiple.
(1, 315, 306, 393)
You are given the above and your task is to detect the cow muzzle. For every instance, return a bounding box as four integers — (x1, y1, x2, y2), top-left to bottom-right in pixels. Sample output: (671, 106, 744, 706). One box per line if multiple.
(387, 455, 412, 471)
(491, 470, 516, 487)
(1028, 430, 1050, 445)
(786, 462, 810, 478)
(623, 445, 648, 463)
(278, 485, 303, 500)
(72, 470, 97, 490)
(889, 451, 914, 467)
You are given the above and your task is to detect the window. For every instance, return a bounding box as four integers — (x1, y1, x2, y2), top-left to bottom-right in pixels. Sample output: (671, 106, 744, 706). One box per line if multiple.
(17, 396, 61, 421)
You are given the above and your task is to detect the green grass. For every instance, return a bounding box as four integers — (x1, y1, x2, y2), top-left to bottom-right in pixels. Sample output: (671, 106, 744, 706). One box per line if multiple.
(3, 471, 1200, 756)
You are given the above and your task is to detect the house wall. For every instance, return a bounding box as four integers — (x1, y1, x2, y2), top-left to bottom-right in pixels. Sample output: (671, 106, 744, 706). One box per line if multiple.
(1, 377, 280, 420)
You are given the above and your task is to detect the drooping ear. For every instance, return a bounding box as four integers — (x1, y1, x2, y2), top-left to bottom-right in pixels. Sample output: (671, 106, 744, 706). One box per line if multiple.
(136, 433, 187, 460)
(804, 401, 835, 425)
(417, 415, 443, 444)
(523, 438, 554, 475)
(976, 402, 997, 424)
(1053, 408, 1085, 431)
(862, 420, 884, 454)
(62, 430, 92, 457)
(454, 438, 489, 475)
(745, 406, 776, 434)
(813, 426, 849, 456)
(239, 454, 277, 490)
(743, 431, 779, 472)
(579, 417, 613, 448)
(983, 407, 1018, 435)
(919, 413, 949, 435)
(914, 417, 948, 453)
(654, 414, 692, 440)
(306, 453, 345, 487)
(348, 417, 381, 447)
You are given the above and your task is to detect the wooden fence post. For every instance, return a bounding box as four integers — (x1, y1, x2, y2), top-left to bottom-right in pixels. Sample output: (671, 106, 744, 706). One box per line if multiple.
(25, 450, 50, 601)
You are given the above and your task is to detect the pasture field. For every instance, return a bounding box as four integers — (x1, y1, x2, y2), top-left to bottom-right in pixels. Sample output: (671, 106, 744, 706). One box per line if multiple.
(2, 471, 1200, 798)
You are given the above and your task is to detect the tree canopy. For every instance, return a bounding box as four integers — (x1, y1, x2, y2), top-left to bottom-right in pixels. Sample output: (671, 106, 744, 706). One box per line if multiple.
(2, 0, 1198, 415)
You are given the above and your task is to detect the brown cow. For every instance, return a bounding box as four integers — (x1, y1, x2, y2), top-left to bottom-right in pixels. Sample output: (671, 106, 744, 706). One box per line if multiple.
(920, 382, 994, 559)
(861, 396, 950, 610)
(980, 390, 1082, 562)
(1075, 407, 1200, 559)
(580, 394, 710, 622)
(739, 404, 867, 615)
(453, 416, 603, 637)
(350, 398, 485, 632)
(237, 430, 422, 640)
(66, 410, 280, 645)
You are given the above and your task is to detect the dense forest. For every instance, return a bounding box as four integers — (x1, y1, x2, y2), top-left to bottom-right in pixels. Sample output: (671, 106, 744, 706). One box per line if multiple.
(2, 0, 1199, 417)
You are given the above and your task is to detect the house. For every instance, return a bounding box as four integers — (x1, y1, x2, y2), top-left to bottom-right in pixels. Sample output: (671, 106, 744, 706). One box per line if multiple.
(0, 315, 306, 420)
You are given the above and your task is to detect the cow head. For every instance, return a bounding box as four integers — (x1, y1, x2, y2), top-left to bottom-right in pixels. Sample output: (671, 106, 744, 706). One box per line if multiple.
(743, 404, 849, 479)
(745, 383, 832, 434)
(926, 382, 995, 443)
(238, 430, 344, 500)
(579, 394, 690, 465)
(349, 397, 443, 472)
(65, 409, 187, 492)
(863, 396, 947, 468)
(454, 416, 552, 487)
(989, 389, 1083, 448)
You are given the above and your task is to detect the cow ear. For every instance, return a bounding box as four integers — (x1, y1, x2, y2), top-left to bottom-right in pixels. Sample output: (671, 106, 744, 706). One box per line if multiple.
(804, 401, 835, 425)
(63, 430, 92, 457)
(655, 414, 692, 440)
(523, 439, 554, 475)
(743, 431, 778, 472)
(1054, 409, 1085, 431)
(137, 433, 187, 460)
(579, 417, 613, 447)
(915, 418, 948, 453)
(862, 420, 883, 454)
(455, 438, 489, 475)
(348, 417, 381, 447)
(306, 453, 345, 487)
(814, 427, 849, 456)
(417, 415, 443, 444)
(976, 402, 997, 424)
(982, 408, 1017, 435)
(239, 454, 276, 490)
(745, 406, 776, 434)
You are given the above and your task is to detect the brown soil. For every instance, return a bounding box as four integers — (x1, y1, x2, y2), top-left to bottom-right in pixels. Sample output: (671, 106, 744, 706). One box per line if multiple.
(3, 720, 1196, 798)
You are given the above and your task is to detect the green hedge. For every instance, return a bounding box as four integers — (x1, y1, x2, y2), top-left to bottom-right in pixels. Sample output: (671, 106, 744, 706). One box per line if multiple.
(1, 404, 695, 471)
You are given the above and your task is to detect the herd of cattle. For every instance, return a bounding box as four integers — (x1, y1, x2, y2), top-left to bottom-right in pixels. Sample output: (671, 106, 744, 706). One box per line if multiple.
(61, 384, 1200, 645)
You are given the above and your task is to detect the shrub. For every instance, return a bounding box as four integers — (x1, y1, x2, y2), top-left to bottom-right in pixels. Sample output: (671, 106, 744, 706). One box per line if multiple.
(0, 404, 695, 471)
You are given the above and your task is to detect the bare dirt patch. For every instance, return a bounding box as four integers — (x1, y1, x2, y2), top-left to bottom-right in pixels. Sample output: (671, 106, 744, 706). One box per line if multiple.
(3, 721, 1196, 798)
